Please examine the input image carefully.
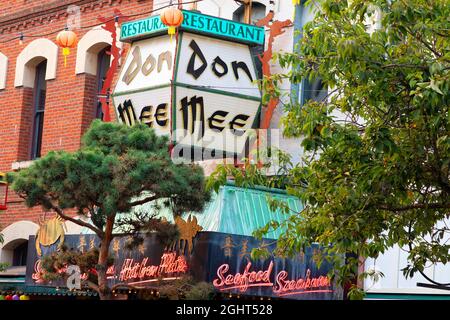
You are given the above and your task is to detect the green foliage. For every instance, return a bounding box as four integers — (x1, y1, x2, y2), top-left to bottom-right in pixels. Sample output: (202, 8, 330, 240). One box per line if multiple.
(137, 277, 215, 300)
(280, 0, 449, 295)
(8, 120, 211, 298)
(9, 120, 211, 220)
(119, 212, 180, 249)
(347, 285, 365, 300)
(185, 282, 216, 300)
(206, 149, 294, 193)
(40, 246, 113, 285)
(211, 0, 450, 298)
(0, 263, 8, 272)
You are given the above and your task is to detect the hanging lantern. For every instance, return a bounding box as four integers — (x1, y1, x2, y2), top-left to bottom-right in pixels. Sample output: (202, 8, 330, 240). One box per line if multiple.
(12, 294, 20, 301)
(19, 295, 29, 300)
(0, 295, 5, 300)
(55, 28, 78, 67)
(0, 172, 8, 211)
(160, 6, 184, 41)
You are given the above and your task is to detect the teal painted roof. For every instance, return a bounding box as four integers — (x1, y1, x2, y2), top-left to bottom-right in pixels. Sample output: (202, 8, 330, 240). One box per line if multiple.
(195, 185, 301, 239)
(132, 184, 302, 239)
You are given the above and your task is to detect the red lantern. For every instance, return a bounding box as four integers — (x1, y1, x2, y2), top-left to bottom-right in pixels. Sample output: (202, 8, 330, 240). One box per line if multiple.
(0, 172, 7, 211)
(55, 29, 78, 67)
(160, 6, 184, 40)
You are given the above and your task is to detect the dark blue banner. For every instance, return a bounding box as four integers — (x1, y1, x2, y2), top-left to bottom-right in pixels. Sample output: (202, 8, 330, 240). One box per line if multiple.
(25, 232, 342, 300)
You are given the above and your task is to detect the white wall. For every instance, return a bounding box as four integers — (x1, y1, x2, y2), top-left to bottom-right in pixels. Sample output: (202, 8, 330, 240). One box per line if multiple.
(364, 245, 450, 294)
(365, 219, 450, 294)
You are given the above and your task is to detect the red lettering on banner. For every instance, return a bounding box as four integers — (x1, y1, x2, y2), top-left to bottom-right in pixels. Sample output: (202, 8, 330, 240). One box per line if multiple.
(32, 259, 93, 283)
(32, 252, 187, 284)
(119, 252, 188, 282)
(213, 262, 274, 292)
(273, 269, 332, 296)
(212, 263, 333, 296)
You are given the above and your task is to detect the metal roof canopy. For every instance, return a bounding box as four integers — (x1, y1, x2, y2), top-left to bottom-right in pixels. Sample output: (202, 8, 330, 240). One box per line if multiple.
(131, 182, 302, 239)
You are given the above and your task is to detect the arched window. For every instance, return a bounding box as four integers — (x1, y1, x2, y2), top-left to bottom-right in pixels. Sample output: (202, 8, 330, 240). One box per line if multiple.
(0, 221, 38, 266)
(14, 38, 57, 88)
(12, 240, 28, 266)
(95, 46, 111, 120)
(31, 60, 47, 159)
(76, 27, 119, 124)
(1, 239, 28, 267)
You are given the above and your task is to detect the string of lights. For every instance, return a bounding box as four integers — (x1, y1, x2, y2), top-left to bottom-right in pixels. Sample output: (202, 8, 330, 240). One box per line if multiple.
(0, 0, 204, 44)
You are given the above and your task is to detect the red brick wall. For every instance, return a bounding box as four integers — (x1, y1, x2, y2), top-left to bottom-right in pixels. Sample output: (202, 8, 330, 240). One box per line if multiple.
(0, 0, 152, 230)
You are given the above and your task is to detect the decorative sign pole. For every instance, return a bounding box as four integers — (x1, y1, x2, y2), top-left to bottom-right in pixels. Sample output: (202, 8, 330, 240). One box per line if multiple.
(256, 12, 292, 129)
(243, 0, 253, 24)
(189, 1, 198, 11)
(98, 9, 129, 122)
(243, 11, 292, 169)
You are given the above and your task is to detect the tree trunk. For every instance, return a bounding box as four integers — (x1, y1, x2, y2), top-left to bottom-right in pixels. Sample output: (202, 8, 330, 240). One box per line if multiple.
(97, 216, 115, 300)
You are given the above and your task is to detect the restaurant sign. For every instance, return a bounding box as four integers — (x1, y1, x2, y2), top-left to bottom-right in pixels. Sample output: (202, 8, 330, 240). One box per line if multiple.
(25, 232, 341, 300)
(26, 234, 189, 287)
(120, 10, 265, 46)
(113, 16, 262, 159)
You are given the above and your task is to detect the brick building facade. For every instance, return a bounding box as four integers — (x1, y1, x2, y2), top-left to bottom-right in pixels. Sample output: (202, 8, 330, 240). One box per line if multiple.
(0, 0, 153, 231)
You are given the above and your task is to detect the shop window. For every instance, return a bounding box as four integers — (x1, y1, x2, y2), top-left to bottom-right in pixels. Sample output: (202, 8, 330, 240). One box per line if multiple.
(95, 46, 111, 120)
(31, 60, 47, 160)
(12, 241, 28, 267)
(1, 238, 29, 267)
(293, 2, 329, 105)
(302, 78, 328, 104)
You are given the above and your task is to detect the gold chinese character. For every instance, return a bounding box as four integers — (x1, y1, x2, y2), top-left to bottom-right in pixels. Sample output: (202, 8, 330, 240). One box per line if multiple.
(222, 236, 236, 258)
(138, 243, 146, 255)
(112, 238, 120, 257)
(89, 237, 96, 250)
(239, 240, 251, 260)
(78, 235, 86, 253)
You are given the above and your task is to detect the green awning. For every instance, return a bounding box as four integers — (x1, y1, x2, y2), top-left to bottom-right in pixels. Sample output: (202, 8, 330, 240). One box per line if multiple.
(132, 183, 302, 239)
